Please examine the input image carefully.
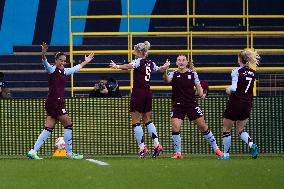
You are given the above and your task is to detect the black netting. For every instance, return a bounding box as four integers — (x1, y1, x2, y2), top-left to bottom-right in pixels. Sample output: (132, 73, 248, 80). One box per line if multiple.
(0, 97, 283, 156)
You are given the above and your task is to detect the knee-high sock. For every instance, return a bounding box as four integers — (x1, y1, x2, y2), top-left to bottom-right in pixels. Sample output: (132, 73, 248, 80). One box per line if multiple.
(223, 132, 231, 157)
(172, 132, 181, 153)
(202, 129, 218, 150)
(133, 123, 145, 150)
(33, 127, 53, 151)
(146, 121, 159, 147)
(239, 130, 253, 148)
(64, 124, 73, 156)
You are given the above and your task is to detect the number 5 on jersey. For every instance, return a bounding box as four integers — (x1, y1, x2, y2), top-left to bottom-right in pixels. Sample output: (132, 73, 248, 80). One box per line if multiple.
(145, 66, 151, 81)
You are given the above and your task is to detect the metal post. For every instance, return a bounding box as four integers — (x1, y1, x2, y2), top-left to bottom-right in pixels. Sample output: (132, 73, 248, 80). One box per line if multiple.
(250, 32, 253, 49)
(246, 0, 249, 48)
(242, 0, 246, 26)
(187, 0, 190, 61)
(69, 0, 74, 97)
(190, 31, 193, 62)
(127, 0, 133, 93)
(193, 0, 196, 26)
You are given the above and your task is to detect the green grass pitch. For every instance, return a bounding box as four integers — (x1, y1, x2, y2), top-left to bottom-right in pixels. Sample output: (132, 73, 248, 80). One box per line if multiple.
(0, 156, 283, 189)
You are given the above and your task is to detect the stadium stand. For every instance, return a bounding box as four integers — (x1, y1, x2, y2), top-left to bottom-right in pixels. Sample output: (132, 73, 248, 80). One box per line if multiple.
(0, 0, 283, 98)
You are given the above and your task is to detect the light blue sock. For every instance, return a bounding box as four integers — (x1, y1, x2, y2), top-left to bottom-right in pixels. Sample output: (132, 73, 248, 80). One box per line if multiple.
(223, 132, 231, 157)
(133, 123, 145, 150)
(239, 130, 253, 148)
(202, 129, 218, 150)
(172, 132, 181, 153)
(146, 121, 159, 147)
(64, 125, 73, 156)
(33, 127, 53, 151)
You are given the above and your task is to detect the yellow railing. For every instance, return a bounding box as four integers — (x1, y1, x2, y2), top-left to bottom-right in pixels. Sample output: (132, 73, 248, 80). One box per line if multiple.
(69, 0, 284, 97)
(71, 15, 284, 19)
(76, 67, 284, 96)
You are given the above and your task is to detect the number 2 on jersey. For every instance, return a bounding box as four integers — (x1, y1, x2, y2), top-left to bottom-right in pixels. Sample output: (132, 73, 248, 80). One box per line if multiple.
(245, 77, 253, 93)
(145, 66, 151, 81)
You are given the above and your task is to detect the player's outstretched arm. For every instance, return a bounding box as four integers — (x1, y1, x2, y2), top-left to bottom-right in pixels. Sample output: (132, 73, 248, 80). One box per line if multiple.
(109, 60, 133, 70)
(80, 53, 94, 68)
(41, 42, 48, 61)
(158, 59, 170, 73)
(41, 42, 55, 74)
(65, 53, 94, 76)
(163, 60, 171, 83)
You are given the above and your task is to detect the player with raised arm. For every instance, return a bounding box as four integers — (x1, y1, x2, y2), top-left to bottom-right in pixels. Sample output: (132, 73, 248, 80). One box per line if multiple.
(219, 49, 260, 160)
(163, 55, 224, 159)
(27, 42, 94, 160)
(109, 41, 169, 158)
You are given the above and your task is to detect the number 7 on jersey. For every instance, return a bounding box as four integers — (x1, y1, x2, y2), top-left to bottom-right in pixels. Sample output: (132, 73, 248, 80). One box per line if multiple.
(245, 77, 253, 93)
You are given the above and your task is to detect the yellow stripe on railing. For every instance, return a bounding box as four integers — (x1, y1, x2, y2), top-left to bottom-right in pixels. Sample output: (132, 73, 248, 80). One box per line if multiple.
(73, 49, 243, 55)
(79, 68, 131, 73)
(79, 67, 284, 73)
(255, 49, 284, 53)
(252, 31, 284, 35)
(73, 50, 129, 54)
(71, 15, 284, 19)
(249, 15, 284, 18)
(73, 85, 229, 91)
(257, 67, 284, 71)
(72, 32, 130, 36)
(79, 67, 233, 73)
(71, 15, 128, 19)
(73, 49, 284, 55)
(72, 31, 284, 36)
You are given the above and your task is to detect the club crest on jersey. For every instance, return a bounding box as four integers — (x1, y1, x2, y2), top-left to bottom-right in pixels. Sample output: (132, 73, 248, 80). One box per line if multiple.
(188, 75, 191, 79)
(243, 70, 254, 76)
(58, 70, 66, 75)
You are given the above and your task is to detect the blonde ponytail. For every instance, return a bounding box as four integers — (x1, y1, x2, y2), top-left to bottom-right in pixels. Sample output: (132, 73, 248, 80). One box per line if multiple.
(143, 41, 151, 51)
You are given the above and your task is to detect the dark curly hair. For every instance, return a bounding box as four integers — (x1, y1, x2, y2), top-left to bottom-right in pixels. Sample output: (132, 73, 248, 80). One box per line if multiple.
(54, 52, 66, 60)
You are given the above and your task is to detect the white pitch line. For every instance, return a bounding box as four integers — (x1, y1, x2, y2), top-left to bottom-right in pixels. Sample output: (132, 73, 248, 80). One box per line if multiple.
(86, 159, 109, 166)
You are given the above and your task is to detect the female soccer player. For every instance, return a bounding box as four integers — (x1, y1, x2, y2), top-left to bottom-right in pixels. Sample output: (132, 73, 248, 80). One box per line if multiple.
(219, 49, 260, 160)
(27, 42, 94, 160)
(109, 41, 169, 158)
(163, 55, 224, 159)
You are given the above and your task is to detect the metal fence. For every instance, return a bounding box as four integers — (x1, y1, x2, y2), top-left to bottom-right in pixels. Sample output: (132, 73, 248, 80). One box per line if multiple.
(258, 74, 284, 96)
(0, 97, 283, 157)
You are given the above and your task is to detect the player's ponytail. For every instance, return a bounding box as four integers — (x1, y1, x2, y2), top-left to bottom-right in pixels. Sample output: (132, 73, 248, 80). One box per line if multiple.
(188, 61, 194, 70)
(143, 41, 151, 51)
(239, 49, 260, 70)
